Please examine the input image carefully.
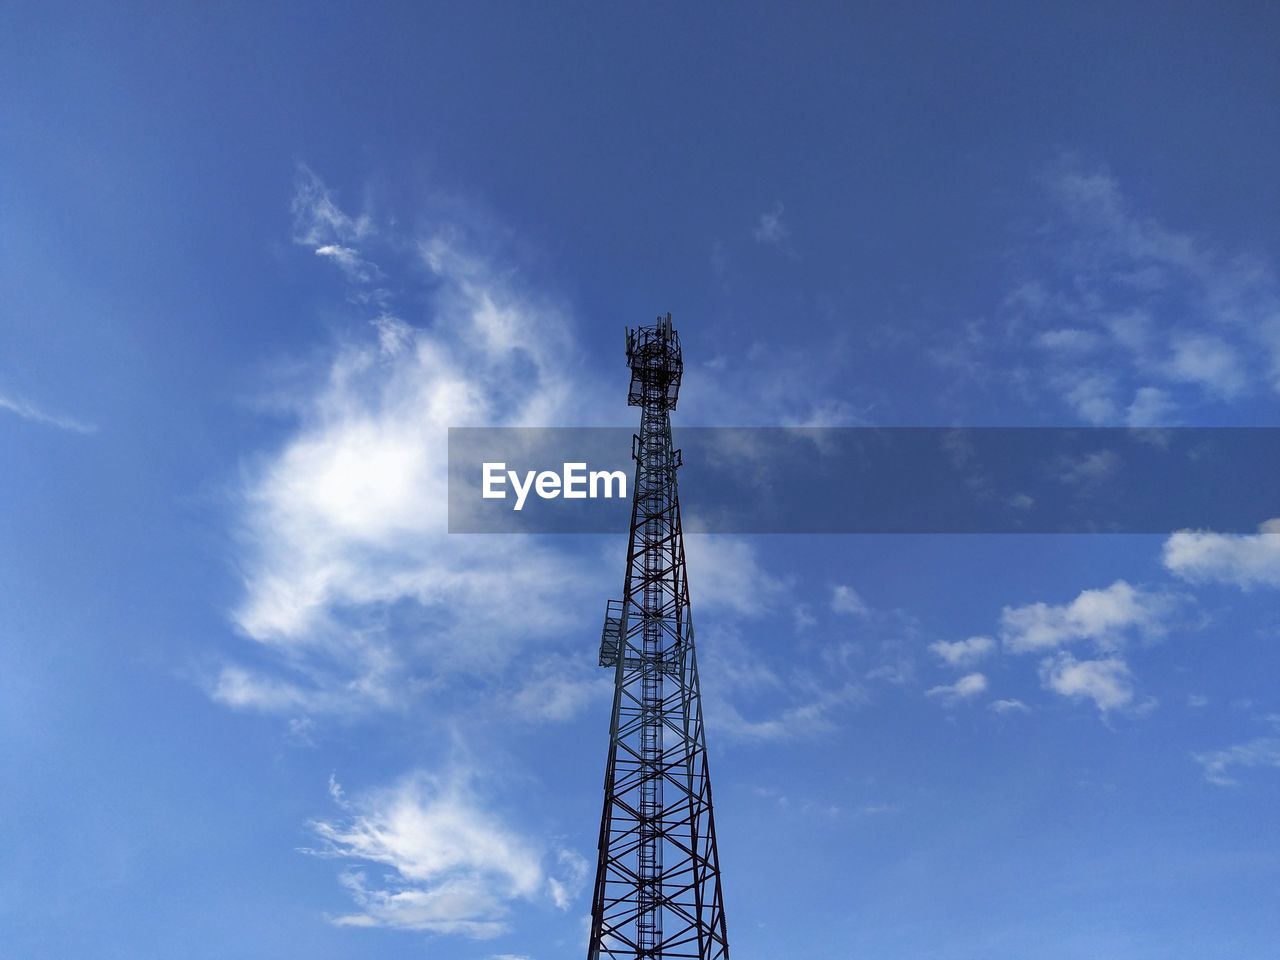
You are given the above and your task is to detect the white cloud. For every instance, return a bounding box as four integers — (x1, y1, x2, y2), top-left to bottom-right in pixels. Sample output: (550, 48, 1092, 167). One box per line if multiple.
(290, 165, 386, 292)
(708, 680, 866, 741)
(1163, 334, 1247, 397)
(865, 659, 914, 686)
(700, 626, 866, 741)
(211, 664, 353, 714)
(710, 239, 731, 290)
(1061, 373, 1119, 424)
(1162, 519, 1280, 589)
(327, 772, 347, 806)
(929, 635, 995, 668)
(676, 337, 867, 429)
(313, 243, 378, 282)
(1037, 328, 1103, 352)
(683, 535, 787, 617)
(223, 169, 613, 716)
(1193, 718, 1280, 786)
(1054, 449, 1120, 488)
(1000, 580, 1172, 654)
(989, 698, 1030, 714)
(509, 658, 611, 723)
(308, 774, 540, 936)
(925, 672, 987, 704)
(546, 849, 589, 911)
(226, 166, 807, 730)
(1039, 653, 1134, 713)
(0, 390, 96, 433)
(830, 584, 869, 616)
(292, 164, 372, 248)
(1124, 386, 1175, 427)
(970, 161, 1280, 424)
(307, 771, 580, 937)
(314, 243, 359, 266)
(752, 202, 789, 246)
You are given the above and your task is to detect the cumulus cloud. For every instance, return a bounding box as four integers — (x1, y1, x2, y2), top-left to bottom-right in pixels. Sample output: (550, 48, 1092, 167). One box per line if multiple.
(306, 771, 578, 937)
(1039, 652, 1134, 713)
(925, 672, 988, 704)
(928, 635, 995, 668)
(1000, 580, 1173, 654)
(1162, 519, 1280, 589)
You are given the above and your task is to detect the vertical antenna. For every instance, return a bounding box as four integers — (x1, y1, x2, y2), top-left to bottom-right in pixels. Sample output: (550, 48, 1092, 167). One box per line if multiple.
(589, 316, 730, 959)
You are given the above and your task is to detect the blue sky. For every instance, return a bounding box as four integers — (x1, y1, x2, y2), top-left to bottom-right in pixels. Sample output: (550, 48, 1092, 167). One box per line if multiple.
(3, 3, 1280, 958)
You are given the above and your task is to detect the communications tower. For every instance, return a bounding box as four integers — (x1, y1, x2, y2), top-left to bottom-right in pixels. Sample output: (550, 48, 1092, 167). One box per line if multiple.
(588, 315, 730, 960)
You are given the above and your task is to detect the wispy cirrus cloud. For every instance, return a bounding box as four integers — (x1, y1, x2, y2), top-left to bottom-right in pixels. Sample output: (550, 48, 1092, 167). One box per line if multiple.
(683, 535, 789, 618)
(0, 390, 96, 433)
(291, 164, 373, 248)
(751, 201, 790, 247)
(291, 165, 381, 286)
(220, 166, 795, 727)
(829, 583, 870, 616)
(699, 623, 867, 742)
(1193, 717, 1280, 786)
(988, 698, 1029, 714)
(1025, 164, 1276, 418)
(928, 635, 995, 668)
(305, 770, 584, 937)
(220, 167, 612, 717)
(925, 671, 988, 705)
(705, 671, 867, 742)
(934, 159, 1280, 424)
(508, 656, 612, 724)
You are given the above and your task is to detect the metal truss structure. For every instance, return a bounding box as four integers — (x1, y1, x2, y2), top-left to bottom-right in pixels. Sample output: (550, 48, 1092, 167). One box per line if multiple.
(589, 315, 730, 960)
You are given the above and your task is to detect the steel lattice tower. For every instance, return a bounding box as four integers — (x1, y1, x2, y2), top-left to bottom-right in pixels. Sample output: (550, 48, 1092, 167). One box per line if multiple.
(589, 315, 730, 960)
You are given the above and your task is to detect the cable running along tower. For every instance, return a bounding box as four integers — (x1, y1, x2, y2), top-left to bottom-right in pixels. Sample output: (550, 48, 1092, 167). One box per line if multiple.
(589, 315, 730, 960)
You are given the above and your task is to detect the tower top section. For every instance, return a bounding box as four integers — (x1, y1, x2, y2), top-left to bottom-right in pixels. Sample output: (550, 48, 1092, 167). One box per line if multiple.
(626, 313, 683, 410)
